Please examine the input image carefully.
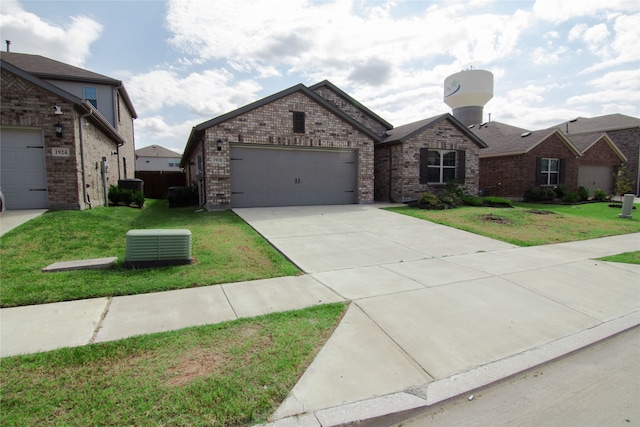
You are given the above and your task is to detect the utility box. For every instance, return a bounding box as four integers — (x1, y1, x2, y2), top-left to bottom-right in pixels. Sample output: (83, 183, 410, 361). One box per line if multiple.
(619, 194, 635, 219)
(125, 229, 192, 268)
(119, 178, 144, 193)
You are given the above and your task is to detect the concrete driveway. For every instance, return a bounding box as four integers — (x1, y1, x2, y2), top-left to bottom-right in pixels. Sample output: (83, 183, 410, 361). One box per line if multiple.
(234, 205, 640, 424)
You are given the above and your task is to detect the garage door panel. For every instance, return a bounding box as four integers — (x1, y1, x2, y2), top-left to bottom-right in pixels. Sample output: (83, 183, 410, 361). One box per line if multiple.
(578, 165, 614, 195)
(0, 129, 48, 209)
(230, 145, 357, 208)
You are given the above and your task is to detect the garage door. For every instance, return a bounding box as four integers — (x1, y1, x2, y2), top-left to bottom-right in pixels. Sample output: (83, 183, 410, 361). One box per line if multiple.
(230, 145, 357, 207)
(578, 165, 614, 195)
(0, 128, 48, 209)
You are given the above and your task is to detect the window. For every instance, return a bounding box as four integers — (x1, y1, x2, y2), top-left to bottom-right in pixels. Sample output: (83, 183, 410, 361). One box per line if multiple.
(84, 86, 97, 108)
(540, 158, 559, 185)
(293, 112, 305, 133)
(420, 149, 465, 184)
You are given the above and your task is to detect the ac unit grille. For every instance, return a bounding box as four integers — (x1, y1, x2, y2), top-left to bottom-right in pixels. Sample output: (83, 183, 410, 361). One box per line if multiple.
(126, 229, 192, 262)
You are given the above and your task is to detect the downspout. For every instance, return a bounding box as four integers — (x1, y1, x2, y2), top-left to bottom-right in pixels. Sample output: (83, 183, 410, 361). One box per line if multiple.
(201, 139, 206, 208)
(79, 105, 93, 209)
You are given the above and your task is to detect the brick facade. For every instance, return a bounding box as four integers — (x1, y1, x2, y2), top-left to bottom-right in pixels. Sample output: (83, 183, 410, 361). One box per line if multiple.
(605, 128, 640, 194)
(184, 91, 375, 210)
(374, 118, 481, 202)
(1, 68, 134, 209)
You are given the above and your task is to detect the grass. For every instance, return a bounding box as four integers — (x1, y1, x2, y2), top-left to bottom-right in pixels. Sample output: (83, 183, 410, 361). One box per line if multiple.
(386, 201, 640, 246)
(598, 251, 640, 264)
(0, 200, 300, 307)
(0, 303, 346, 427)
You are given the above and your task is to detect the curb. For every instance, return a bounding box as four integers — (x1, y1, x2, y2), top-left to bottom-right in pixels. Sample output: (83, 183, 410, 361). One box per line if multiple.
(260, 311, 640, 427)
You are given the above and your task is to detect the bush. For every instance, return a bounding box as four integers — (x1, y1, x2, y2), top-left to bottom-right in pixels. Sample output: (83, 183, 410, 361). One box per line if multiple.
(541, 187, 557, 201)
(524, 187, 542, 202)
(562, 191, 579, 204)
(593, 188, 608, 202)
(108, 185, 144, 208)
(614, 164, 633, 196)
(578, 186, 589, 201)
(482, 197, 513, 208)
(168, 185, 199, 207)
(462, 195, 484, 206)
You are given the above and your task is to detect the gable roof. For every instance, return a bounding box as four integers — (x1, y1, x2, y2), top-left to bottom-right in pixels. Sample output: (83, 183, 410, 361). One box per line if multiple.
(471, 121, 582, 158)
(136, 145, 182, 158)
(309, 80, 393, 131)
(1, 51, 137, 118)
(1, 58, 127, 145)
(553, 114, 640, 134)
(566, 132, 627, 161)
(183, 83, 384, 163)
(380, 113, 487, 148)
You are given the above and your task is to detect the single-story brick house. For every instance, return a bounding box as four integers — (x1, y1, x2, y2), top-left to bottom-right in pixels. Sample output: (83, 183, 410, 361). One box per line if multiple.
(0, 52, 137, 210)
(181, 81, 391, 209)
(373, 113, 487, 202)
(471, 120, 627, 199)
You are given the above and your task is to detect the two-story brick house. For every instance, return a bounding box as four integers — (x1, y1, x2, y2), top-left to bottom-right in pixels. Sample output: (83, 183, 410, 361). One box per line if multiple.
(0, 52, 137, 210)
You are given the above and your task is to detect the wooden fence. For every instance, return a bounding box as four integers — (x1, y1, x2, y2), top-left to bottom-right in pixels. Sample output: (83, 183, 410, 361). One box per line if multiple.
(134, 171, 186, 199)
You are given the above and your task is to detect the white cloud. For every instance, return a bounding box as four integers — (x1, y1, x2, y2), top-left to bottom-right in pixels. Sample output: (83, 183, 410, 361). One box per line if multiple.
(533, 0, 639, 23)
(0, 0, 101, 66)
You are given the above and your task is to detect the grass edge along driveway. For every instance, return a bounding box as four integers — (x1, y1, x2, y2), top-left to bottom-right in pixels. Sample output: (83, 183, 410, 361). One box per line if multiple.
(0, 200, 300, 308)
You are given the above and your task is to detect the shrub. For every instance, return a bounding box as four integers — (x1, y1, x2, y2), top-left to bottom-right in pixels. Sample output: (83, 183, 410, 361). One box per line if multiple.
(593, 188, 608, 202)
(578, 186, 589, 201)
(554, 184, 568, 199)
(132, 191, 145, 208)
(108, 185, 144, 208)
(524, 187, 542, 202)
(108, 185, 121, 204)
(462, 195, 484, 206)
(562, 191, 578, 204)
(482, 197, 513, 208)
(541, 187, 557, 201)
(416, 192, 443, 209)
(168, 185, 199, 207)
(614, 164, 633, 196)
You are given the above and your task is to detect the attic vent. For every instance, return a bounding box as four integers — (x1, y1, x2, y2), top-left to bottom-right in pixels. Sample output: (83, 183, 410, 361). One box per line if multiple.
(125, 229, 192, 268)
(467, 124, 475, 129)
(569, 118, 578, 123)
(521, 131, 532, 137)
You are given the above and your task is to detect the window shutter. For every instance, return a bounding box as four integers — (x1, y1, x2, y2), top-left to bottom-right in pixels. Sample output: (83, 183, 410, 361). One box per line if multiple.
(419, 148, 429, 184)
(535, 157, 543, 186)
(456, 150, 466, 183)
(558, 159, 566, 184)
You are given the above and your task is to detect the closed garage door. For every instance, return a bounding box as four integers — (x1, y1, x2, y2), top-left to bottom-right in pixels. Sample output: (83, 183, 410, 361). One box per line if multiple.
(230, 145, 357, 207)
(0, 128, 48, 209)
(578, 165, 614, 196)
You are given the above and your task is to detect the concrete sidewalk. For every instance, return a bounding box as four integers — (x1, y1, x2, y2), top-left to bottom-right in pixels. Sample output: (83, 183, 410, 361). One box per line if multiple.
(1, 204, 639, 426)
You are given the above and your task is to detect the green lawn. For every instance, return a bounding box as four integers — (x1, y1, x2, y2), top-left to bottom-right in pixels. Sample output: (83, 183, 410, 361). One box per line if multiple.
(0, 200, 299, 307)
(0, 303, 346, 427)
(386, 202, 640, 247)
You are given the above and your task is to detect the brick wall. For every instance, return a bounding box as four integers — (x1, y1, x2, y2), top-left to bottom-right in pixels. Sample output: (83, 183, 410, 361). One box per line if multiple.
(375, 119, 481, 202)
(1, 68, 125, 209)
(606, 128, 639, 194)
(185, 91, 376, 210)
(579, 138, 623, 166)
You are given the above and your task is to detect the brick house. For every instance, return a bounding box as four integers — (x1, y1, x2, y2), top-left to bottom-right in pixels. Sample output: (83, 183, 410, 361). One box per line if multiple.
(181, 81, 390, 209)
(472, 120, 629, 199)
(374, 114, 487, 202)
(0, 52, 137, 210)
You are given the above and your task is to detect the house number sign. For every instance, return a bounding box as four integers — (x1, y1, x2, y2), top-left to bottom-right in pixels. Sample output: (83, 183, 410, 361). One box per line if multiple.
(52, 147, 70, 157)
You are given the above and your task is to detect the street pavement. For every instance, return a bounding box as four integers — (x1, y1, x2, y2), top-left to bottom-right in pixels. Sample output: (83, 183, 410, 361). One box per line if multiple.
(1, 204, 639, 426)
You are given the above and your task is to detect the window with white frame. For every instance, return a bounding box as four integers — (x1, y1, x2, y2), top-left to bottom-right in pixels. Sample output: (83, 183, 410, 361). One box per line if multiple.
(427, 150, 457, 183)
(540, 158, 559, 185)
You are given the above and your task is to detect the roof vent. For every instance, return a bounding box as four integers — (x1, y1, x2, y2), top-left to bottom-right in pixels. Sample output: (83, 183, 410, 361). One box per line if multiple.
(521, 131, 532, 137)
(467, 124, 475, 129)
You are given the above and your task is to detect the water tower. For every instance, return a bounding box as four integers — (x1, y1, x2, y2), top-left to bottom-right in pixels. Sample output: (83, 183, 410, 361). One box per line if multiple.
(443, 69, 493, 126)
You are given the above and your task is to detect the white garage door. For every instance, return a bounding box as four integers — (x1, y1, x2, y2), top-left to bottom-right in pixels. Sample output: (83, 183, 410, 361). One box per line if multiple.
(0, 128, 49, 209)
(578, 165, 614, 195)
(230, 145, 357, 207)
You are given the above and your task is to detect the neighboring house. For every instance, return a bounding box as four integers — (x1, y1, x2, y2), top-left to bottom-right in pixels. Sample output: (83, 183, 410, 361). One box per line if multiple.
(0, 52, 137, 210)
(472, 120, 628, 199)
(374, 113, 487, 203)
(134, 145, 186, 199)
(181, 81, 390, 210)
(135, 145, 182, 172)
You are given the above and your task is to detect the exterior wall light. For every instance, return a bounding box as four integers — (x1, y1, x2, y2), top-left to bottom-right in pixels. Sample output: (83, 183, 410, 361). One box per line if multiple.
(216, 139, 223, 151)
(54, 122, 63, 137)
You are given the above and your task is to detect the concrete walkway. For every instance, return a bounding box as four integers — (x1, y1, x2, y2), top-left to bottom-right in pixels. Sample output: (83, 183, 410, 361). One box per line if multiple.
(1, 204, 639, 426)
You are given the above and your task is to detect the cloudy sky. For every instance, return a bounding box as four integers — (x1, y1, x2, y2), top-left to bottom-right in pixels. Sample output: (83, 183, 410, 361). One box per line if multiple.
(1, 0, 638, 152)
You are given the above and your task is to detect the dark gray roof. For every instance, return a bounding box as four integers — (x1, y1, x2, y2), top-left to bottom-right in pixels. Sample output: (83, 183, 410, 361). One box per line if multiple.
(1, 51, 137, 118)
(381, 113, 487, 148)
(309, 80, 393, 130)
(553, 114, 640, 134)
(0, 51, 119, 84)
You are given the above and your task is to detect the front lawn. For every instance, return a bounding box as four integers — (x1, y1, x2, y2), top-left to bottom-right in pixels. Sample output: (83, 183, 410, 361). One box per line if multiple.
(0, 303, 346, 427)
(386, 202, 640, 246)
(0, 200, 300, 307)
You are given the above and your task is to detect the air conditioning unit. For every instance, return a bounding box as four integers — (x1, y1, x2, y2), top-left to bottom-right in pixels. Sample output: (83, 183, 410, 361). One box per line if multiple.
(125, 229, 192, 268)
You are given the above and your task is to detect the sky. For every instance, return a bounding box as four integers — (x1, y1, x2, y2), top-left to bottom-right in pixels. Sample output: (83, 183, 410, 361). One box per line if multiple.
(1, 0, 639, 153)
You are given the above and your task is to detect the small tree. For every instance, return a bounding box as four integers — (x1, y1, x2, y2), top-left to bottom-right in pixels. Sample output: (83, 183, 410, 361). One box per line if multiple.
(614, 164, 633, 196)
